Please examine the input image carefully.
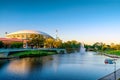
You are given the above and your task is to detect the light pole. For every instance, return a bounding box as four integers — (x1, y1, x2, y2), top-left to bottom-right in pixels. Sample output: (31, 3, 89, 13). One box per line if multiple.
(113, 59, 116, 80)
(104, 58, 117, 80)
(25, 33, 28, 48)
(21, 34, 25, 48)
(5, 32, 7, 37)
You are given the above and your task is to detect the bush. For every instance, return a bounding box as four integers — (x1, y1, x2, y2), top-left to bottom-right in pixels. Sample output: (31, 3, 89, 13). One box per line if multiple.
(9, 50, 57, 58)
(10, 42, 23, 48)
(0, 41, 4, 48)
(118, 78, 120, 80)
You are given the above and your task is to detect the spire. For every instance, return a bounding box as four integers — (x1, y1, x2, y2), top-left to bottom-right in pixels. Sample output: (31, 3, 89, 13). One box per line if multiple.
(56, 29, 59, 40)
(5, 32, 8, 37)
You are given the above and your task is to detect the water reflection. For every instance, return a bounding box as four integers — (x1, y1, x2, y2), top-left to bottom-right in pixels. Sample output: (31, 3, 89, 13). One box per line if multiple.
(0, 60, 9, 69)
(6, 56, 54, 77)
(0, 52, 120, 80)
(7, 59, 30, 75)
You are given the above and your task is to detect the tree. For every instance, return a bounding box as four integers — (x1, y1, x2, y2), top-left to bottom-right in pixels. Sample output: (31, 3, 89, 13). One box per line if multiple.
(0, 41, 4, 48)
(44, 38, 54, 48)
(28, 34, 45, 48)
(53, 39, 62, 48)
(110, 43, 116, 50)
(10, 42, 23, 48)
(59, 40, 80, 53)
(92, 42, 104, 51)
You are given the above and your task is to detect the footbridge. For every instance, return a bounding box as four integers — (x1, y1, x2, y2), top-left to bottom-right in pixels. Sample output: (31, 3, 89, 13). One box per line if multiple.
(0, 48, 67, 57)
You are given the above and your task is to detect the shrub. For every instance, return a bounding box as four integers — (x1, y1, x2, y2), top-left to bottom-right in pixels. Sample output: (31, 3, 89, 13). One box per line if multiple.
(0, 41, 4, 48)
(10, 42, 23, 48)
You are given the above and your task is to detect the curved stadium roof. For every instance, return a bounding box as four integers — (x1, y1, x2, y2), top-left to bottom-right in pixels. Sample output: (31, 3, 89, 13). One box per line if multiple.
(7, 30, 53, 38)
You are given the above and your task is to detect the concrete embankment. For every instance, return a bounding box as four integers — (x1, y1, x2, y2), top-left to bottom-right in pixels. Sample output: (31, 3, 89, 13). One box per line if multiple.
(103, 53, 120, 58)
(97, 52, 120, 58)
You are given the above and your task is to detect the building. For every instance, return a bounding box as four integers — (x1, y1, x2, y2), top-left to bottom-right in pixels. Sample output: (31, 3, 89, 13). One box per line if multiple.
(0, 38, 22, 43)
(6, 30, 53, 39)
(6, 30, 53, 48)
(0, 38, 23, 48)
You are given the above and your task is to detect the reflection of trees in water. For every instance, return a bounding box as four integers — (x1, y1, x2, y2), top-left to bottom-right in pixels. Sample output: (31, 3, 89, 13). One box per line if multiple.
(28, 56, 53, 72)
(25, 57, 43, 73)
(7, 56, 54, 75)
(52, 55, 60, 72)
(0, 60, 9, 69)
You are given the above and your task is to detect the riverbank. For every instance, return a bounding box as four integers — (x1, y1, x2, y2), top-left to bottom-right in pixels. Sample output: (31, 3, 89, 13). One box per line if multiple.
(105, 50, 120, 56)
(96, 50, 120, 80)
(8, 50, 58, 58)
(97, 50, 120, 58)
(103, 53, 120, 58)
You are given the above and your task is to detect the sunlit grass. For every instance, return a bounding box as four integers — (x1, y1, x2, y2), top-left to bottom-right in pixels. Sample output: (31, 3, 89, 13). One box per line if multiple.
(9, 50, 57, 58)
(105, 50, 120, 56)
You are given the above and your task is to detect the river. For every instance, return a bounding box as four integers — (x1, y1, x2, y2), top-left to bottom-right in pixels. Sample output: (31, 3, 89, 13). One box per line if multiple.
(0, 51, 120, 80)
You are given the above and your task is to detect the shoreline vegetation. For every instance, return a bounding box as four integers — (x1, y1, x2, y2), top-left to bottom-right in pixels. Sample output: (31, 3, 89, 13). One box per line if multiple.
(0, 39, 80, 59)
(1, 41, 120, 59)
(8, 50, 58, 58)
(105, 50, 120, 58)
(85, 42, 120, 58)
(97, 50, 120, 58)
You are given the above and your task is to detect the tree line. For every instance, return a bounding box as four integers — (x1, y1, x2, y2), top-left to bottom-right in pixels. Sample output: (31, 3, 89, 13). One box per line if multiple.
(1, 34, 120, 53)
(85, 42, 120, 52)
(0, 41, 23, 48)
(0, 34, 80, 53)
(28, 34, 80, 53)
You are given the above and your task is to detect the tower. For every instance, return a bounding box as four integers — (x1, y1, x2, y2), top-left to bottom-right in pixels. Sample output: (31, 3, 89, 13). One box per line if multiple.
(56, 29, 59, 40)
(5, 32, 8, 37)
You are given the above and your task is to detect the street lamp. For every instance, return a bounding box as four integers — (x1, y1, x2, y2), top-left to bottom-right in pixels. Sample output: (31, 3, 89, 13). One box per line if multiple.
(25, 33, 28, 48)
(113, 59, 116, 80)
(104, 58, 116, 80)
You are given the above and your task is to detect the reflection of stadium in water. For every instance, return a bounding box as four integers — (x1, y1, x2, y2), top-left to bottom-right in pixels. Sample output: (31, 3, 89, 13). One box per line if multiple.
(0, 53, 120, 80)
(0, 60, 9, 69)
(6, 56, 55, 76)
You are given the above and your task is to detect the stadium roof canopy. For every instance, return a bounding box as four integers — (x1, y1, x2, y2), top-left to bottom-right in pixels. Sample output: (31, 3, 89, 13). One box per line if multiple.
(7, 30, 53, 38)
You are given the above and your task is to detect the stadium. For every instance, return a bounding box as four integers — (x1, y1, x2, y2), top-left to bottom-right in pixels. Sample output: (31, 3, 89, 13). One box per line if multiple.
(6, 30, 53, 39)
(5, 30, 53, 48)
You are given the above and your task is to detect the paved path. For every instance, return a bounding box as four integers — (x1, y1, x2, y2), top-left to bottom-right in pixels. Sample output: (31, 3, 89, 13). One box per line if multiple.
(98, 69, 120, 80)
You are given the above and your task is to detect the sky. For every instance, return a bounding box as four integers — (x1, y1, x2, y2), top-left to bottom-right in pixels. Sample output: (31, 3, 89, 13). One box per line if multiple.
(0, 0, 120, 44)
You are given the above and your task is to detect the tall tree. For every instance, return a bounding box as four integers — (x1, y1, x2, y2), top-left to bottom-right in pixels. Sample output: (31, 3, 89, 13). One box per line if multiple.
(53, 39, 62, 48)
(44, 38, 54, 48)
(0, 41, 4, 48)
(59, 40, 80, 53)
(28, 34, 45, 48)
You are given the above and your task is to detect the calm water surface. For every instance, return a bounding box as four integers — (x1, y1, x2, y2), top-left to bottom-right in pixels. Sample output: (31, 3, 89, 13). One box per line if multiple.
(0, 52, 120, 80)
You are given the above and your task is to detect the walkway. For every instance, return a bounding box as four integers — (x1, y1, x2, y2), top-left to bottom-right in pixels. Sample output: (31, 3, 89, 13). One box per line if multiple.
(98, 69, 120, 80)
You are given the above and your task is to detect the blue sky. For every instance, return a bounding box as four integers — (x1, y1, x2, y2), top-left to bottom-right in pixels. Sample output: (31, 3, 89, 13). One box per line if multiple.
(0, 0, 120, 44)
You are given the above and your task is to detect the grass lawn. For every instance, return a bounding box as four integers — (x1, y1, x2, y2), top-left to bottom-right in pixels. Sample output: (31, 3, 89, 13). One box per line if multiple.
(9, 50, 57, 58)
(105, 50, 120, 56)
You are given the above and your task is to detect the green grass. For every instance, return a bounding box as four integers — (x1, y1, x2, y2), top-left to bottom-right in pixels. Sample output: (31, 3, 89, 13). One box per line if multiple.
(105, 50, 120, 56)
(9, 50, 57, 58)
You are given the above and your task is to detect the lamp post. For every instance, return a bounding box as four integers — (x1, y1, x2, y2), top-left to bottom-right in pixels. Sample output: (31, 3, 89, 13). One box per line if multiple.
(113, 59, 116, 80)
(25, 33, 28, 48)
(5, 32, 7, 37)
(104, 58, 117, 80)
(21, 34, 25, 48)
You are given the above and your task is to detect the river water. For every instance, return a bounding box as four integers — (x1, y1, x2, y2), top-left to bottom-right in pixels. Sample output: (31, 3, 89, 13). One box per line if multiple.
(0, 52, 120, 80)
